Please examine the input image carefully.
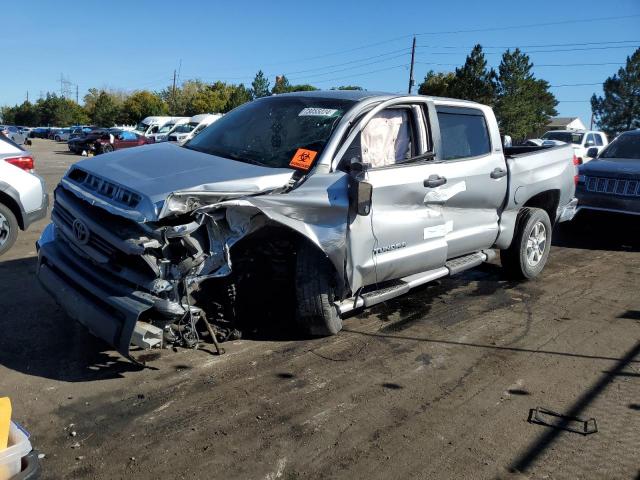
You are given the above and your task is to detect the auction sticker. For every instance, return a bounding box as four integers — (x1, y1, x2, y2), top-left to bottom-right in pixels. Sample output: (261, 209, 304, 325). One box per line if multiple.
(289, 148, 318, 170)
(299, 107, 338, 117)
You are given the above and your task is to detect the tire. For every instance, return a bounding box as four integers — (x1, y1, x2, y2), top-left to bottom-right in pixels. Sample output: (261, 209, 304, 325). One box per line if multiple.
(0, 203, 19, 256)
(295, 242, 343, 336)
(500, 207, 552, 280)
(54, 135, 60, 142)
(102, 144, 113, 153)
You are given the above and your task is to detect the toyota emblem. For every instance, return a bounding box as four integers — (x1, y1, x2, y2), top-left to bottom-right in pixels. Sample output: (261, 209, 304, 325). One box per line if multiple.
(72, 219, 90, 245)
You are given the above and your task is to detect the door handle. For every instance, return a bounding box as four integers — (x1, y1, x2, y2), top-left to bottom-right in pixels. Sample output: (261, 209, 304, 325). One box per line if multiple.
(490, 167, 507, 179)
(424, 175, 447, 188)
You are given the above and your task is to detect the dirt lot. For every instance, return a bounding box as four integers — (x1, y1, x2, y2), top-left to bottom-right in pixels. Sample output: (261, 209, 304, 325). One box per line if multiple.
(1, 139, 639, 480)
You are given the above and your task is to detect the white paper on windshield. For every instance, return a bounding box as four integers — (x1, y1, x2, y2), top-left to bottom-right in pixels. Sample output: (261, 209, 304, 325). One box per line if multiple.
(299, 108, 338, 117)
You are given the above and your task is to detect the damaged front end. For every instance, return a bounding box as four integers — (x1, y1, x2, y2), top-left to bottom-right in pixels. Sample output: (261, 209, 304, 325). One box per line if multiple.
(36, 164, 350, 360)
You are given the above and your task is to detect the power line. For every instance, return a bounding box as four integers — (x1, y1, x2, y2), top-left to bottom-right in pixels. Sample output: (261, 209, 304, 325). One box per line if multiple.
(417, 44, 639, 55)
(413, 14, 640, 37)
(307, 64, 409, 85)
(415, 39, 639, 50)
(550, 82, 602, 87)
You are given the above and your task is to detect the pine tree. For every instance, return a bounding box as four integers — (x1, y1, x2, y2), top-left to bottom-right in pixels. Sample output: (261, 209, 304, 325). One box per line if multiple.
(494, 49, 557, 141)
(418, 71, 456, 97)
(449, 45, 497, 105)
(272, 75, 291, 95)
(591, 47, 640, 137)
(251, 70, 271, 99)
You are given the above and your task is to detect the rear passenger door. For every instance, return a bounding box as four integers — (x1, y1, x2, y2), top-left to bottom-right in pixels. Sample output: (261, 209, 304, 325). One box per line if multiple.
(429, 104, 508, 258)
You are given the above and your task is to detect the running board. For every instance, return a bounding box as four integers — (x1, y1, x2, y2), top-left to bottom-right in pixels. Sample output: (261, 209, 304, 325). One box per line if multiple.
(335, 250, 495, 315)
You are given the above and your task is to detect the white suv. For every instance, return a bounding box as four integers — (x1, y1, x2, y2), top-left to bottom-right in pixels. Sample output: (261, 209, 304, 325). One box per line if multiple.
(0, 135, 48, 255)
(541, 130, 608, 164)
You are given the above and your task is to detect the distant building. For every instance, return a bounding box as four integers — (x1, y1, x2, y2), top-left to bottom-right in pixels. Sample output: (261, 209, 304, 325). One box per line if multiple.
(547, 117, 586, 131)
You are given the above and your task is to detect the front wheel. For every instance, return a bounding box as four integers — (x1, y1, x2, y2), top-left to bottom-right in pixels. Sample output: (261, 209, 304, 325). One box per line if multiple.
(102, 144, 113, 154)
(295, 242, 343, 336)
(0, 203, 19, 256)
(500, 207, 552, 280)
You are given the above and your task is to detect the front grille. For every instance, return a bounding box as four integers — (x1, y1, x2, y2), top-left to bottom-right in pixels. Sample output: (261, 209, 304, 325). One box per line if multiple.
(53, 200, 117, 258)
(68, 168, 141, 208)
(585, 176, 640, 197)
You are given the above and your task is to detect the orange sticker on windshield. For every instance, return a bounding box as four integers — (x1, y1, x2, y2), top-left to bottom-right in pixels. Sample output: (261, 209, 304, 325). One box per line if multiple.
(289, 148, 318, 170)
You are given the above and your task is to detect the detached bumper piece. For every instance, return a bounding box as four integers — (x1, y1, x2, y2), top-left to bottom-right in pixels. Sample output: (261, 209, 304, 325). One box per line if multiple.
(528, 407, 597, 436)
(37, 228, 158, 360)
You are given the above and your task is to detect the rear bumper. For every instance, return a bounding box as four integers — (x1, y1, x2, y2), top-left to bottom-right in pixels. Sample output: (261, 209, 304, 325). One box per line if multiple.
(556, 197, 578, 223)
(36, 223, 157, 358)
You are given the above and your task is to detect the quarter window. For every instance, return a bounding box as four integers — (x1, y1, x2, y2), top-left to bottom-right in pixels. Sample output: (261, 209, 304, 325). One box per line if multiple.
(436, 107, 491, 160)
(595, 134, 603, 146)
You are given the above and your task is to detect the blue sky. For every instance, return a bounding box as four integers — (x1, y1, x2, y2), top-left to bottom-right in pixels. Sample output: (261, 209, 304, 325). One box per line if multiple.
(2, 0, 639, 126)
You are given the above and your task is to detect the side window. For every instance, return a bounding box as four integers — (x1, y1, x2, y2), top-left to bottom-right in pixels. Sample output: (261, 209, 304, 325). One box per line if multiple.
(149, 126, 159, 134)
(436, 107, 491, 160)
(360, 108, 414, 168)
(595, 134, 603, 146)
(586, 133, 595, 146)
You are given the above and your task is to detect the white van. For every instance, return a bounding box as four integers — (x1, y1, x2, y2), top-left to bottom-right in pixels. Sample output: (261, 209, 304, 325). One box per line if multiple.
(167, 113, 222, 145)
(134, 116, 189, 138)
(151, 118, 190, 143)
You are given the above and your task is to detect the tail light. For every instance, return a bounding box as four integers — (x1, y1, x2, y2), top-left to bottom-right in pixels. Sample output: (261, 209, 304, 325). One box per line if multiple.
(572, 154, 580, 185)
(4, 155, 35, 173)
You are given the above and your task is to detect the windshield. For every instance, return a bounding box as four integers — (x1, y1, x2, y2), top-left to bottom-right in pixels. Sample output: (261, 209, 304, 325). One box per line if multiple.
(157, 123, 175, 134)
(173, 122, 197, 134)
(185, 96, 354, 169)
(542, 131, 584, 144)
(599, 134, 640, 160)
(134, 122, 150, 134)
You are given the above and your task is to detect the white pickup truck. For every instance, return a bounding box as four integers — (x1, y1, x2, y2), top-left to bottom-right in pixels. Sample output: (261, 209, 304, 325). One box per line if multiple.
(36, 91, 578, 359)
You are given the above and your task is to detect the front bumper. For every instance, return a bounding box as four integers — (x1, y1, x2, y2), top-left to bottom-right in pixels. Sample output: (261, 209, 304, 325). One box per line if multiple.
(36, 223, 158, 358)
(576, 185, 640, 217)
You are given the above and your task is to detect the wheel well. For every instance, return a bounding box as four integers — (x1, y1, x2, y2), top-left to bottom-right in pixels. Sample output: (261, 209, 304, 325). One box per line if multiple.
(0, 191, 24, 230)
(523, 190, 559, 224)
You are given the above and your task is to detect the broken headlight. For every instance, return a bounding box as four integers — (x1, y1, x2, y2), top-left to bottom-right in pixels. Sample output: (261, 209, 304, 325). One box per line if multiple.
(161, 194, 203, 217)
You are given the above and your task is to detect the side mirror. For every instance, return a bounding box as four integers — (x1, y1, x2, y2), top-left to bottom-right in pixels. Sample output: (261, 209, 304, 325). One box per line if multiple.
(586, 147, 598, 159)
(348, 159, 372, 216)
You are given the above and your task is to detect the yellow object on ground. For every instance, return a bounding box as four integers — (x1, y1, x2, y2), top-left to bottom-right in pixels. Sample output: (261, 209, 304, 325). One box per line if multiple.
(0, 398, 10, 450)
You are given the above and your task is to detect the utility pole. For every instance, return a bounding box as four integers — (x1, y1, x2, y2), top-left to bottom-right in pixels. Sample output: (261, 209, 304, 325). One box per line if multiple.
(26, 91, 29, 103)
(60, 73, 64, 97)
(171, 69, 177, 115)
(76, 84, 79, 104)
(408, 36, 416, 94)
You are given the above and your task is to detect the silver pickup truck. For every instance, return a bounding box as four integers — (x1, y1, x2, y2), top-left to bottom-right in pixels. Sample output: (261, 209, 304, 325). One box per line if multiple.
(36, 91, 577, 359)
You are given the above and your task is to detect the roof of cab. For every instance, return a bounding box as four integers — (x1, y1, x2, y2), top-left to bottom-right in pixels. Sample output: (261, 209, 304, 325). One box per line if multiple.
(272, 89, 483, 106)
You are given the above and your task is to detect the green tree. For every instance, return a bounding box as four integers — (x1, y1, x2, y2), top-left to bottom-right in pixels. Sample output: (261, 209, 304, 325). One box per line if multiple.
(494, 49, 557, 141)
(35, 93, 88, 126)
(13, 101, 41, 126)
(88, 91, 121, 126)
(449, 45, 497, 105)
(418, 71, 456, 97)
(591, 47, 640, 137)
(251, 70, 270, 99)
(331, 85, 364, 90)
(272, 75, 291, 94)
(226, 84, 252, 112)
(121, 90, 168, 124)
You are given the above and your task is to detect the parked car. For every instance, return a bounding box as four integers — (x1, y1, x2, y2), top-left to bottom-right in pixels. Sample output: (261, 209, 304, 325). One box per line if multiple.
(1, 126, 27, 144)
(96, 130, 154, 153)
(30, 127, 50, 139)
(67, 128, 119, 154)
(18, 126, 33, 137)
(167, 113, 222, 145)
(36, 91, 578, 359)
(0, 135, 48, 255)
(134, 116, 188, 138)
(576, 130, 640, 217)
(541, 130, 608, 164)
(68, 126, 93, 140)
(54, 128, 72, 142)
(149, 118, 189, 143)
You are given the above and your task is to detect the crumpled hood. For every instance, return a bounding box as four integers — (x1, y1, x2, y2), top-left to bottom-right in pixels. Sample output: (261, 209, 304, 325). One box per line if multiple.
(64, 142, 295, 222)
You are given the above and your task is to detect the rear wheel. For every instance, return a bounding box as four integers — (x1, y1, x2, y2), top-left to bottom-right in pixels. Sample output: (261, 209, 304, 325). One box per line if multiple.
(102, 144, 114, 153)
(295, 242, 343, 336)
(500, 207, 552, 279)
(0, 203, 19, 256)
(54, 135, 60, 142)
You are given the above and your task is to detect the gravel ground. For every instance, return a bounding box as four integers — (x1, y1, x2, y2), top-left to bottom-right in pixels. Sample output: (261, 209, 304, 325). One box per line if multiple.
(1, 139, 639, 480)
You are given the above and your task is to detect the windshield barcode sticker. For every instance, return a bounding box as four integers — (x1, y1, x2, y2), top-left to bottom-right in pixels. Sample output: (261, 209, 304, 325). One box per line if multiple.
(299, 108, 338, 117)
